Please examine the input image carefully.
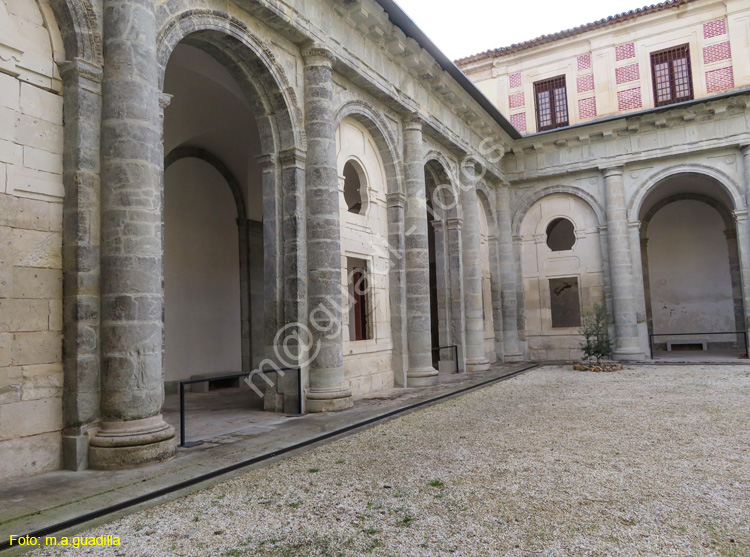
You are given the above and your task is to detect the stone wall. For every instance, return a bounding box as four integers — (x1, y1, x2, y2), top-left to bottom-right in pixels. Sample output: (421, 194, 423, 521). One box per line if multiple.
(337, 118, 394, 395)
(0, 0, 65, 479)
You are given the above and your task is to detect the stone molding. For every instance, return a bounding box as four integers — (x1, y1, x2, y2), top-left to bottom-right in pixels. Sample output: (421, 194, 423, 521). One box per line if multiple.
(301, 42, 336, 67)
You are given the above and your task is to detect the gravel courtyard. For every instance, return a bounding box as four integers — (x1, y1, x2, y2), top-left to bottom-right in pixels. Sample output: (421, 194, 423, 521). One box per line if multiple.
(32, 365, 750, 556)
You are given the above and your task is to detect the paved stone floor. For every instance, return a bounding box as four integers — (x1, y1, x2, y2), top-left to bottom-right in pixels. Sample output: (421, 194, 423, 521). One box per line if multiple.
(19, 364, 750, 556)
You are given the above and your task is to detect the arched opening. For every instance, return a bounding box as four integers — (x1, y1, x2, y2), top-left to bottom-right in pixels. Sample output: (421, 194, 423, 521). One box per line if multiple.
(336, 117, 393, 395)
(546, 218, 576, 251)
(424, 159, 458, 371)
(639, 173, 745, 358)
(161, 41, 269, 426)
(343, 160, 367, 214)
(520, 194, 605, 360)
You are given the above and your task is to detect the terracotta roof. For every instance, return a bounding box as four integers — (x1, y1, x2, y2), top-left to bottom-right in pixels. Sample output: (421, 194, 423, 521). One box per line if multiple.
(455, 0, 694, 66)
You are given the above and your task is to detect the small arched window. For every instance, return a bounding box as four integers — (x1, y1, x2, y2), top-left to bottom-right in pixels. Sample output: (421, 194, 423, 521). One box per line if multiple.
(546, 218, 576, 251)
(343, 160, 367, 215)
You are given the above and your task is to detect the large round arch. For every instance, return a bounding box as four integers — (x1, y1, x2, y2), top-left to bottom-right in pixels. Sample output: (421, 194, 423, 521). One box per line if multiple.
(423, 153, 463, 370)
(628, 164, 745, 222)
(156, 11, 304, 155)
(634, 170, 747, 358)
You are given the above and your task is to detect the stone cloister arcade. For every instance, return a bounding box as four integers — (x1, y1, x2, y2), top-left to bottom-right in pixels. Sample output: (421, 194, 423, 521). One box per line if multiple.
(2, 0, 750, 478)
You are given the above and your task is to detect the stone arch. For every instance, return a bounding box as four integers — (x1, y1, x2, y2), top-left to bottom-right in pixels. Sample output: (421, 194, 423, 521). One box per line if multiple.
(641, 193, 735, 236)
(49, 0, 103, 64)
(156, 10, 304, 154)
(335, 100, 403, 197)
(476, 184, 499, 237)
(164, 145, 246, 220)
(424, 150, 460, 220)
(628, 164, 745, 222)
(512, 184, 606, 237)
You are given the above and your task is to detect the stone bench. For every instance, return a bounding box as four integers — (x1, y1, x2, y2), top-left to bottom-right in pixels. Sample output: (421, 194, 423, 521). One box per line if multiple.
(189, 371, 245, 393)
(666, 340, 707, 352)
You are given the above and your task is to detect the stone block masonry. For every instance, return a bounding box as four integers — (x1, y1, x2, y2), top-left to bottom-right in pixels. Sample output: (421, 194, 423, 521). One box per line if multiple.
(0, 0, 66, 480)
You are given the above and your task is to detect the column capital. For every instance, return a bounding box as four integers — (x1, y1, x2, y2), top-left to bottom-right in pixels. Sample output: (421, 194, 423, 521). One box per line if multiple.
(601, 165, 624, 179)
(404, 112, 425, 131)
(387, 191, 406, 209)
(301, 42, 335, 67)
(256, 153, 278, 170)
(430, 218, 445, 232)
(733, 209, 749, 223)
(59, 58, 103, 94)
(279, 147, 306, 168)
(158, 93, 173, 110)
(446, 217, 463, 231)
(627, 220, 642, 231)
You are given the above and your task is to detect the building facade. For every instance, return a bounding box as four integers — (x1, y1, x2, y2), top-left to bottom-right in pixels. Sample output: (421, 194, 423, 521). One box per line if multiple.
(0, 0, 749, 480)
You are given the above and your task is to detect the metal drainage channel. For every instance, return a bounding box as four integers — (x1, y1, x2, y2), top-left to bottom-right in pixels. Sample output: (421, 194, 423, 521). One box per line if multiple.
(0, 364, 539, 552)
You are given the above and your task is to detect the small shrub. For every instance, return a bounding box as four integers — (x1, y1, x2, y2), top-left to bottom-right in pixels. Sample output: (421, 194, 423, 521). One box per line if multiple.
(579, 302, 612, 364)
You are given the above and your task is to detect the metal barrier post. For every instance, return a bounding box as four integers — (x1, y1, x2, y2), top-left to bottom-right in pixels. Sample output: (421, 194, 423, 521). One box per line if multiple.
(179, 382, 185, 447)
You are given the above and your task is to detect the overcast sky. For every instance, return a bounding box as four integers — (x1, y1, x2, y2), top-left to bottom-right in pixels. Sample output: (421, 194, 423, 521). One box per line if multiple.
(394, 0, 658, 60)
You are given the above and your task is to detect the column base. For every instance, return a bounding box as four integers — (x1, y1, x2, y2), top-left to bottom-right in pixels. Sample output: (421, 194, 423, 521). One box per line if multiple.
(613, 347, 646, 361)
(465, 357, 490, 372)
(63, 435, 89, 471)
(307, 385, 353, 413)
(89, 415, 176, 470)
(406, 367, 439, 387)
(503, 352, 524, 362)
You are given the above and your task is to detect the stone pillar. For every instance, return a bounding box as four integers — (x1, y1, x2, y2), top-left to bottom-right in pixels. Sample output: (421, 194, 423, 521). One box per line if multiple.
(459, 171, 490, 371)
(302, 44, 352, 411)
(495, 185, 523, 360)
(737, 144, 750, 346)
(627, 221, 650, 357)
(733, 209, 750, 352)
(90, 0, 176, 468)
(488, 236, 505, 361)
(387, 192, 409, 386)
(403, 114, 439, 385)
(602, 167, 645, 360)
(60, 59, 103, 471)
(446, 217, 467, 372)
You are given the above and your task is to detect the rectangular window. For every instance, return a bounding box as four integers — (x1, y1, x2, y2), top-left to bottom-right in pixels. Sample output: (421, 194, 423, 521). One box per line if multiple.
(534, 76, 569, 131)
(650, 44, 693, 107)
(347, 258, 372, 341)
(549, 277, 581, 328)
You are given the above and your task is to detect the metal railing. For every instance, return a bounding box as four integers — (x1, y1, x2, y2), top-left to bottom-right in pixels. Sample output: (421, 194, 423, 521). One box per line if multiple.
(648, 331, 748, 359)
(179, 367, 302, 447)
(432, 345, 460, 373)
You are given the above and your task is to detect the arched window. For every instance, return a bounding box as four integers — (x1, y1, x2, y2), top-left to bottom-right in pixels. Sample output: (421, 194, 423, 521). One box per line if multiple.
(546, 218, 576, 251)
(343, 160, 367, 215)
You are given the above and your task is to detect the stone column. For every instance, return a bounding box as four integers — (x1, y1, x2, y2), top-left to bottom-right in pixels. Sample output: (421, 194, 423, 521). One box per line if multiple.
(60, 59, 103, 471)
(737, 144, 750, 345)
(459, 170, 490, 371)
(302, 44, 352, 411)
(446, 217, 467, 372)
(387, 191, 409, 386)
(602, 167, 645, 360)
(495, 185, 523, 360)
(627, 221, 650, 357)
(403, 114, 439, 385)
(733, 209, 750, 352)
(90, 0, 176, 468)
(488, 236, 505, 361)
